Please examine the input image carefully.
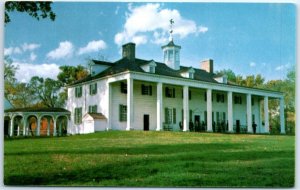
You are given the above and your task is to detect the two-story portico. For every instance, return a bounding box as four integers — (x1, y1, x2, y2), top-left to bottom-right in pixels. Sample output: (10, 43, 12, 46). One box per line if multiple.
(66, 41, 285, 135)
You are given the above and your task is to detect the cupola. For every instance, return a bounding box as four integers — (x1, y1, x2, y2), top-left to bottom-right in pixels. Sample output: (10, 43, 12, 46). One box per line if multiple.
(161, 19, 181, 70)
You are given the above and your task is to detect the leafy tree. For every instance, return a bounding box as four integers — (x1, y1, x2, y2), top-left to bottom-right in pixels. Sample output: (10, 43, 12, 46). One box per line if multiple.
(215, 69, 236, 82)
(5, 1, 56, 24)
(28, 76, 63, 108)
(4, 56, 17, 83)
(57, 65, 89, 85)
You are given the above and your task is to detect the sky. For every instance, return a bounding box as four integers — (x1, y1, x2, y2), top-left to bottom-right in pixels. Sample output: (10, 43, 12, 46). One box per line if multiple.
(4, 2, 296, 83)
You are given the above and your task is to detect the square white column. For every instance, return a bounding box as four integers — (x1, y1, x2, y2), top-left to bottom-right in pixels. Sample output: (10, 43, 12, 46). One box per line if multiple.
(206, 89, 212, 132)
(264, 96, 269, 133)
(247, 94, 253, 133)
(156, 82, 163, 131)
(126, 77, 133, 131)
(183, 85, 189, 131)
(227, 91, 233, 133)
(37, 117, 41, 136)
(9, 117, 14, 137)
(107, 82, 112, 130)
(280, 97, 286, 134)
(53, 118, 57, 136)
(23, 118, 27, 136)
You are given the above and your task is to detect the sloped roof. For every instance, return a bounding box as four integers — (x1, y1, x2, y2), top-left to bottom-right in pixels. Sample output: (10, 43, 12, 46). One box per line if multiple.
(5, 107, 70, 113)
(84, 113, 106, 120)
(69, 57, 218, 86)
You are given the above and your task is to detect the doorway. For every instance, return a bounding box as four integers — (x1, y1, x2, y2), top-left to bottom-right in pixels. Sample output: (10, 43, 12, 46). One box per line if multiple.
(194, 115, 200, 132)
(143, 114, 149, 131)
(236, 120, 240, 133)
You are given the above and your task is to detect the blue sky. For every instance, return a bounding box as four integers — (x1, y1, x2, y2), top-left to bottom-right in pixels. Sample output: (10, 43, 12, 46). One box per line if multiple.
(4, 2, 296, 82)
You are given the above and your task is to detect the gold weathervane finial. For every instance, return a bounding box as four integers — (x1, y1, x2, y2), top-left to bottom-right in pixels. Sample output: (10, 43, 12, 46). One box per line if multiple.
(169, 19, 174, 41)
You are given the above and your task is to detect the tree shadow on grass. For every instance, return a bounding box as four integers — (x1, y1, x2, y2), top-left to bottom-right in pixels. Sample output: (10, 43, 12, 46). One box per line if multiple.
(4, 142, 295, 187)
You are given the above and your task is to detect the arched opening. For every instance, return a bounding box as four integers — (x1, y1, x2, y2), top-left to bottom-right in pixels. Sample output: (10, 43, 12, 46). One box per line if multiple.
(40, 115, 54, 136)
(27, 116, 38, 136)
(13, 115, 23, 137)
(56, 115, 68, 136)
(4, 116, 10, 137)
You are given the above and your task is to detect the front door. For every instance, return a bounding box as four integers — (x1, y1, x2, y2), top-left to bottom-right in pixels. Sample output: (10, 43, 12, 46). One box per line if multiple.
(144, 114, 149, 131)
(194, 115, 200, 132)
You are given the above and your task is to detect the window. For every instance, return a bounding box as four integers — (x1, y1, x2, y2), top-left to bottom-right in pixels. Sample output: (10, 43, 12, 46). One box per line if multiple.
(164, 51, 167, 62)
(74, 107, 82, 124)
(189, 72, 194, 79)
(89, 83, 97, 95)
(168, 50, 174, 62)
(251, 98, 254, 106)
(165, 108, 176, 124)
(141, 84, 152, 96)
(234, 96, 242, 104)
(216, 112, 220, 123)
(119, 104, 127, 121)
(216, 94, 225, 103)
(149, 66, 155, 73)
(75, 86, 82, 98)
(88, 105, 97, 113)
(120, 82, 127, 94)
(175, 50, 179, 62)
(165, 87, 175, 98)
(223, 112, 226, 122)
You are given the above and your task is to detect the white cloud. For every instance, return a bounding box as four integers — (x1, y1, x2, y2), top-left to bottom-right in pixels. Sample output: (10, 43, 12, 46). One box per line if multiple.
(4, 43, 41, 56)
(78, 40, 107, 55)
(30, 52, 37, 61)
(47, 41, 74, 60)
(198, 26, 208, 33)
(115, 6, 120, 15)
(22, 43, 40, 52)
(275, 63, 291, 71)
(4, 47, 22, 55)
(249, 62, 256, 67)
(12, 62, 60, 83)
(114, 3, 208, 46)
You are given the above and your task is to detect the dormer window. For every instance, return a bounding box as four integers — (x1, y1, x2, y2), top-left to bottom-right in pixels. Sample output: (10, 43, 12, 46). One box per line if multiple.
(150, 66, 155, 73)
(189, 72, 194, 79)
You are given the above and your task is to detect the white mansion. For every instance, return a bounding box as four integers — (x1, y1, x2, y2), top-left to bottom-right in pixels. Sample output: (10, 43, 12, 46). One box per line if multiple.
(66, 39, 285, 135)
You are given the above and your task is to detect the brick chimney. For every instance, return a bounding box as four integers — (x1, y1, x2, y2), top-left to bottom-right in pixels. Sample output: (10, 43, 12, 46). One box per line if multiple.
(122, 42, 136, 61)
(201, 59, 214, 73)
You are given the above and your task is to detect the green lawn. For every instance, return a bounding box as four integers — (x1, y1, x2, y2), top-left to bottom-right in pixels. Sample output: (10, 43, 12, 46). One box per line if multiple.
(4, 131, 295, 187)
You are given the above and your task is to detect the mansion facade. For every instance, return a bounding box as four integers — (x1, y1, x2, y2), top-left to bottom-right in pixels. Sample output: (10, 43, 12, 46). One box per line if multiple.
(66, 40, 285, 135)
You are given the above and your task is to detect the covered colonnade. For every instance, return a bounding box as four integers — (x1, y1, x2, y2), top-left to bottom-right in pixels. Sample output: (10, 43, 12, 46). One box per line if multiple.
(4, 107, 70, 137)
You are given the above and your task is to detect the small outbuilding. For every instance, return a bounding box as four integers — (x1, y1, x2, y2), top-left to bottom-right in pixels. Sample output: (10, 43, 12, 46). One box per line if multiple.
(82, 113, 107, 134)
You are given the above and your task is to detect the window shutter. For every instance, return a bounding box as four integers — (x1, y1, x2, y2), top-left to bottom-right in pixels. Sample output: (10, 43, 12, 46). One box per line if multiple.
(119, 105, 122, 121)
(79, 87, 82, 97)
(173, 108, 176, 124)
(204, 92, 207, 101)
(189, 110, 192, 122)
(165, 108, 168, 124)
(189, 90, 191, 100)
(149, 85, 152, 96)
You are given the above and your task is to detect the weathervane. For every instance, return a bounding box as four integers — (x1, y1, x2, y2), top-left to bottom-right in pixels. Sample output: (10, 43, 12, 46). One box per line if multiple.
(169, 19, 174, 42)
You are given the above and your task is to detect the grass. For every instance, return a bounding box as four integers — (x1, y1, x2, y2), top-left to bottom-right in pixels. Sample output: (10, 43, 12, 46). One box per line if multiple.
(4, 131, 295, 187)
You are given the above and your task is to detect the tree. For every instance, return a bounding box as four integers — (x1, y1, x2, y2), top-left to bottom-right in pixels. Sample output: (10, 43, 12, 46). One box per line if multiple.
(215, 69, 236, 82)
(5, 1, 56, 24)
(28, 76, 63, 108)
(4, 56, 17, 83)
(57, 65, 89, 85)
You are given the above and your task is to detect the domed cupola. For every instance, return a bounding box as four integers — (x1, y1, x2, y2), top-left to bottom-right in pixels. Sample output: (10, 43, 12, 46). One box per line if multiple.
(161, 19, 181, 70)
